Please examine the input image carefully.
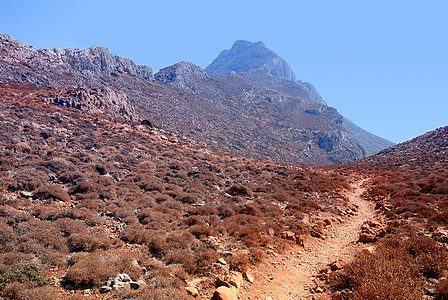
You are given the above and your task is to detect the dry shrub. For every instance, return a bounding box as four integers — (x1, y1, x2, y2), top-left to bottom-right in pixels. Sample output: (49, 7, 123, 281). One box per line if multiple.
(329, 234, 445, 299)
(138, 180, 164, 192)
(10, 170, 47, 191)
(183, 215, 207, 227)
(66, 208, 101, 225)
(189, 224, 217, 239)
(405, 235, 448, 278)
(2, 283, 57, 300)
(146, 233, 169, 257)
(224, 214, 262, 246)
(189, 204, 219, 216)
(177, 193, 199, 204)
(330, 250, 424, 299)
(0, 222, 15, 248)
(67, 229, 110, 252)
(194, 250, 220, 275)
(250, 247, 265, 263)
(165, 249, 196, 273)
(42, 158, 76, 174)
(436, 278, 448, 300)
(71, 182, 100, 195)
(58, 171, 87, 185)
(271, 193, 291, 202)
(144, 268, 189, 298)
(64, 251, 141, 288)
(120, 224, 148, 244)
(226, 184, 253, 198)
(235, 203, 263, 217)
(153, 193, 173, 204)
(35, 184, 70, 202)
(228, 253, 250, 272)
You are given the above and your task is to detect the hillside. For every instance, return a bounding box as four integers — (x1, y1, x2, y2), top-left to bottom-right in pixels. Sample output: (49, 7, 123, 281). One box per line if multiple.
(0, 85, 357, 299)
(0, 34, 394, 166)
(1, 85, 447, 299)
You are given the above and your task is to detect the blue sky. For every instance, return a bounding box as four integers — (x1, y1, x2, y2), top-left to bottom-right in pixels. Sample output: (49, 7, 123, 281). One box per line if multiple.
(1, 0, 447, 143)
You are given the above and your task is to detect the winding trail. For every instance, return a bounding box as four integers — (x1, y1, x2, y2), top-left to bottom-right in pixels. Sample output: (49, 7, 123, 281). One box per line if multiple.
(239, 179, 375, 299)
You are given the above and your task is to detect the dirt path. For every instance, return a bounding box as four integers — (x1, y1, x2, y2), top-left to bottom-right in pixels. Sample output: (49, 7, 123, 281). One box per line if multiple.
(239, 179, 375, 300)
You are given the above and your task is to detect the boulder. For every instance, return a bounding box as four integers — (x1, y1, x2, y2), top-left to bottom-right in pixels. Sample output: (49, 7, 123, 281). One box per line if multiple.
(243, 271, 254, 283)
(213, 286, 237, 300)
(100, 273, 144, 293)
(359, 233, 375, 243)
(367, 219, 381, 227)
(329, 260, 345, 271)
(281, 231, 295, 240)
(228, 271, 243, 289)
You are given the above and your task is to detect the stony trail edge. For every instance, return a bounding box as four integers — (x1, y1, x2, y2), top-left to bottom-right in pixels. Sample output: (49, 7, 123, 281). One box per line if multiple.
(239, 178, 376, 299)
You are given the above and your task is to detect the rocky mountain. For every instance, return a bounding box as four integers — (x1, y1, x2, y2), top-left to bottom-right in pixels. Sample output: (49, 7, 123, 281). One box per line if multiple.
(0, 34, 394, 166)
(205, 40, 297, 81)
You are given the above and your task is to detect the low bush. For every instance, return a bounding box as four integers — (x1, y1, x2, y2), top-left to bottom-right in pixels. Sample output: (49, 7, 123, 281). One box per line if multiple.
(0, 264, 48, 291)
(34, 184, 71, 202)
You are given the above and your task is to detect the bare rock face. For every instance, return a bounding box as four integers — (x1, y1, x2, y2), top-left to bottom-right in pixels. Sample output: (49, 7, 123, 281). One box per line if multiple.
(155, 61, 210, 93)
(0, 34, 153, 89)
(64, 46, 153, 81)
(43, 87, 137, 120)
(205, 40, 297, 81)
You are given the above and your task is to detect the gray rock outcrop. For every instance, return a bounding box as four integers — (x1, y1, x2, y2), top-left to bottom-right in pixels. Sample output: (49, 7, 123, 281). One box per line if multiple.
(0, 33, 153, 89)
(155, 61, 210, 93)
(205, 40, 297, 81)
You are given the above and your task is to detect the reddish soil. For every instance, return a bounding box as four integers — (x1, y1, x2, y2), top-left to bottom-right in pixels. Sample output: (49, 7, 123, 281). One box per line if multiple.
(238, 179, 375, 300)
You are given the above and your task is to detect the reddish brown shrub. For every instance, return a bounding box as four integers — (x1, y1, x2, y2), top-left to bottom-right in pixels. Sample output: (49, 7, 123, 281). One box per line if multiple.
(67, 230, 110, 252)
(271, 193, 291, 202)
(436, 278, 448, 299)
(226, 184, 253, 198)
(34, 184, 70, 202)
(189, 225, 218, 239)
(10, 170, 47, 191)
(177, 193, 199, 204)
(0, 222, 15, 249)
(42, 158, 76, 174)
(64, 254, 112, 287)
(405, 235, 448, 278)
(119, 224, 148, 244)
(228, 253, 250, 272)
(194, 250, 220, 275)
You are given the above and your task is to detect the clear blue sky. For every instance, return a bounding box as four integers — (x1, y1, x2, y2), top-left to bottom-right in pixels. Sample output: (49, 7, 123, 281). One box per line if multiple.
(1, 0, 447, 143)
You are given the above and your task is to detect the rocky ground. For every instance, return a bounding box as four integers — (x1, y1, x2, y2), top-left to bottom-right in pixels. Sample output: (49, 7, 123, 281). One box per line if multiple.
(232, 179, 376, 300)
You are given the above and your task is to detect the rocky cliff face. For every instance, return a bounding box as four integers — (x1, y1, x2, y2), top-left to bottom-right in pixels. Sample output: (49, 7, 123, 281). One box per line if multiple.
(0, 34, 152, 119)
(205, 40, 297, 81)
(0, 34, 153, 89)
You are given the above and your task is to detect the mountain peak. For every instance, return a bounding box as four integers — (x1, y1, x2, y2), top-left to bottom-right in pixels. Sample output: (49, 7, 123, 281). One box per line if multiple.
(155, 61, 210, 94)
(205, 40, 297, 81)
